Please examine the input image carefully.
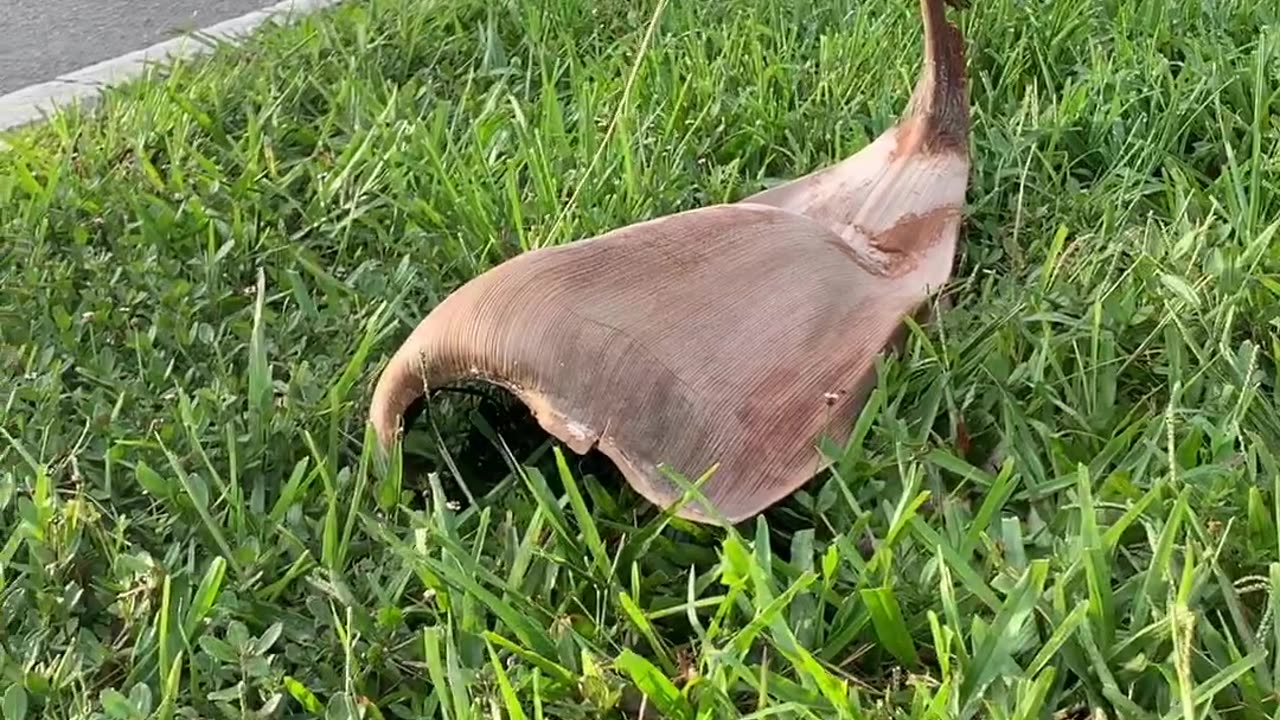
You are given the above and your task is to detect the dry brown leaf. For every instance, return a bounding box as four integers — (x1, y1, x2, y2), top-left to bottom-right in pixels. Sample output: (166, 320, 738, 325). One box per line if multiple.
(368, 0, 972, 524)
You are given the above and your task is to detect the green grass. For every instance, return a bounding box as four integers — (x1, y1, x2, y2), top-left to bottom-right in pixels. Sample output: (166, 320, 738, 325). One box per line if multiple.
(2, 0, 1279, 716)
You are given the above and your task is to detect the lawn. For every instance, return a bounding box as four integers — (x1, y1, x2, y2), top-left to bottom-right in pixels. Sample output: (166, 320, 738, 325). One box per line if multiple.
(2, 0, 1279, 717)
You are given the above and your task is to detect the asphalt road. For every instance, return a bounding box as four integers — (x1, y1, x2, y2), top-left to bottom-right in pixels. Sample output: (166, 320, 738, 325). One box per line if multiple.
(0, 0, 277, 95)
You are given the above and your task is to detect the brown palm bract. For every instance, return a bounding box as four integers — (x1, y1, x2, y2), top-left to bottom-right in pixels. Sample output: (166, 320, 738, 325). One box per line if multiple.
(369, 0, 971, 524)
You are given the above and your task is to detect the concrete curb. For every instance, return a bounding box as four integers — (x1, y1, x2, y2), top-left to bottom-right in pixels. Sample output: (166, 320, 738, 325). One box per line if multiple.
(0, 0, 347, 133)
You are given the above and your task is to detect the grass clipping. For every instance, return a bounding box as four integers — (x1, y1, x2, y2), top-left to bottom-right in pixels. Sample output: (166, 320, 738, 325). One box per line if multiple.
(370, 0, 972, 524)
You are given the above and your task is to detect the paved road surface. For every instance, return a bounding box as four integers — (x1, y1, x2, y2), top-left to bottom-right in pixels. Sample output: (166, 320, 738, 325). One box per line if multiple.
(0, 0, 276, 95)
